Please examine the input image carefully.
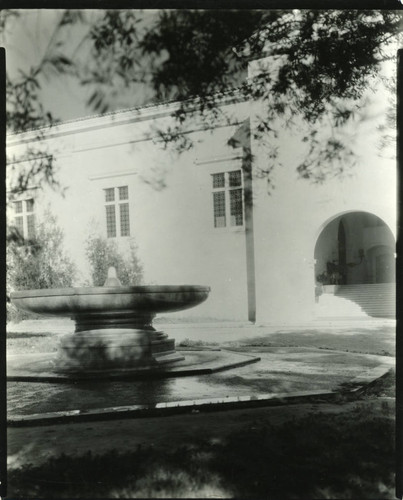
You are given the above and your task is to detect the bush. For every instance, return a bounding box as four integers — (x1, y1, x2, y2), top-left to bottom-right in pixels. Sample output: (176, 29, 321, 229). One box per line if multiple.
(85, 235, 143, 286)
(7, 210, 77, 322)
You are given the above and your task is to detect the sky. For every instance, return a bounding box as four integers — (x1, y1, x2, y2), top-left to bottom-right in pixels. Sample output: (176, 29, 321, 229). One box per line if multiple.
(3, 10, 93, 120)
(2, 9, 159, 123)
(1, 9, 399, 129)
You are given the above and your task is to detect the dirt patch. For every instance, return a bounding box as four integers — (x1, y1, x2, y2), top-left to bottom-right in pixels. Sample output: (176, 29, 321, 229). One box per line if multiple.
(7, 332, 64, 355)
(227, 325, 395, 356)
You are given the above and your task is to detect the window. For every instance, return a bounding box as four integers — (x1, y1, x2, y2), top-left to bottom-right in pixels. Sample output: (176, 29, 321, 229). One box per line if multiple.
(13, 198, 36, 239)
(105, 205, 117, 238)
(211, 170, 244, 228)
(104, 186, 130, 237)
(119, 203, 130, 236)
(213, 191, 226, 228)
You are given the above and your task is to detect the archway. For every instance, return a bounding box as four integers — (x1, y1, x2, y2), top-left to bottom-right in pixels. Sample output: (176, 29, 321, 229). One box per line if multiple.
(314, 211, 395, 318)
(314, 211, 395, 286)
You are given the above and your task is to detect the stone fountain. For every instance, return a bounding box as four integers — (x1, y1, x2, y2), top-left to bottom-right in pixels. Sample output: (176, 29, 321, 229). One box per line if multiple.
(11, 267, 210, 375)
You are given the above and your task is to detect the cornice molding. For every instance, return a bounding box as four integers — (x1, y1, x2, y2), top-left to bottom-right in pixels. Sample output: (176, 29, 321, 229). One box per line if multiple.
(7, 90, 247, 147)
(88, 170, 138, 181)
(194, 153, 243, 166)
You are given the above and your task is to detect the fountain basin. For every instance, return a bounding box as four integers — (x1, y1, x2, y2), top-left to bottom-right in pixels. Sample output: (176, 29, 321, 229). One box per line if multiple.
(11, 285, 210, 317)
(11, 284, 210, 373)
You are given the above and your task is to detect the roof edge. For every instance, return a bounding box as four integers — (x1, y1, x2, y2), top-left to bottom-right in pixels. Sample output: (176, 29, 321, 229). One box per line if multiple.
(7, 87, 247, 142)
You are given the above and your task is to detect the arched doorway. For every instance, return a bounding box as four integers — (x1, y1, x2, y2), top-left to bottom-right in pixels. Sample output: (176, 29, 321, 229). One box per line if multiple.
(314, 211, 395, 318)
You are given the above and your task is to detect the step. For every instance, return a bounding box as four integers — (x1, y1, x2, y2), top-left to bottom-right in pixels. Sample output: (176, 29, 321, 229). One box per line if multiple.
(334, 284, 395, 319)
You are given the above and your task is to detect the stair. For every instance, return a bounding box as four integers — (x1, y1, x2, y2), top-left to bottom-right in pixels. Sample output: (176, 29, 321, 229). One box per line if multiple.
(315, 293, 368, 319)
(335, 283, 395, 319)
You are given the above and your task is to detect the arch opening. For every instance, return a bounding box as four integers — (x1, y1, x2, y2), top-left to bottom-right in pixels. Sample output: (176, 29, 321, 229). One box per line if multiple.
(314, 211, 395, 319)
(315, 211, 395, 286)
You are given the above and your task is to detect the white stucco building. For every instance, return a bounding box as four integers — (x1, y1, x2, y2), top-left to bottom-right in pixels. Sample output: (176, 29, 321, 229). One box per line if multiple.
(7, 54, 396, 324)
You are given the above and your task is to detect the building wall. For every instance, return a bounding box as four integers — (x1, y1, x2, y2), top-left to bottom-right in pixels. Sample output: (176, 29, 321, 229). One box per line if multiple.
(248, 89, 396, 322)
(7, 101, 251, 321)
(7, 82, 396, 324)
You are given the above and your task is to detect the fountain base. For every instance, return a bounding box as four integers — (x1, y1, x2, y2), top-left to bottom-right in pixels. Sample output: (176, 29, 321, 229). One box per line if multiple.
(7, 349, 261, 382)
(56, 328, 185, 374)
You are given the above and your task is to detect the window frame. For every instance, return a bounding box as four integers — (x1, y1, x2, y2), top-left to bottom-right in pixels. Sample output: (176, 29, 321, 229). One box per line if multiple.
(12, 197, 36, 239)
(211, 170, 244, 231)
(104, 185, 131, 238)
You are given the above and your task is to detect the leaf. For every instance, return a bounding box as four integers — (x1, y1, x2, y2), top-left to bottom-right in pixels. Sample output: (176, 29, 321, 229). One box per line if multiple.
(59, 10, 85, 26)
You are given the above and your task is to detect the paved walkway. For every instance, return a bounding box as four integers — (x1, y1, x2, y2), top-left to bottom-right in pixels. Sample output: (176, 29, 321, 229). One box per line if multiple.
(7, 347, 393, 421)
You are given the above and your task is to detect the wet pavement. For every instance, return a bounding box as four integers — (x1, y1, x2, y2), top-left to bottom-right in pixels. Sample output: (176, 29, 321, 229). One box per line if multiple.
(7, 346, 394, 419)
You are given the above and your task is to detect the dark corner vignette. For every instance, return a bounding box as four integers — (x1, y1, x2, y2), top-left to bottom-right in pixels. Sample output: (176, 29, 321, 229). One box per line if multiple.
(396, 48, 403, 500)
(0, 46, 8, 499)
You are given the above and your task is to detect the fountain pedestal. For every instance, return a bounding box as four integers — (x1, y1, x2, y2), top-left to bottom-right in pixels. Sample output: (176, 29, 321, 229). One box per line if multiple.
(57, 326, 185, 373)
(11, 271, 210, 375)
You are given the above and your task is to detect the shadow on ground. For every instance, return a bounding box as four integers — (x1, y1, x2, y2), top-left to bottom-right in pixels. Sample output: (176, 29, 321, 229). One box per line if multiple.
(7, 372, 395, 499)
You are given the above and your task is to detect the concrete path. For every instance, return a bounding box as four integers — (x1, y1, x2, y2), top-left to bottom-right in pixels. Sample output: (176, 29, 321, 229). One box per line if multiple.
(7, 347, 393, 423)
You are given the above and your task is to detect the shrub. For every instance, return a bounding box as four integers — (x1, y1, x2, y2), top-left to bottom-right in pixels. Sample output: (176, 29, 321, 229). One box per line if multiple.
(7, 209, 77, 322)
(85, 235, 143, 286)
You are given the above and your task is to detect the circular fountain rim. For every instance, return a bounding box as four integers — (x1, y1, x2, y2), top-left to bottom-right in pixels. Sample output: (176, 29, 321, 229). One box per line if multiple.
(11, 285, 211, 299)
